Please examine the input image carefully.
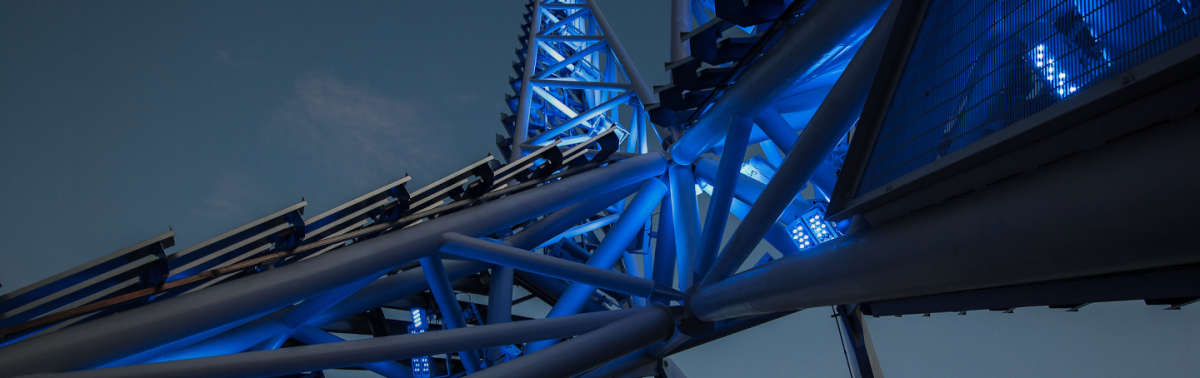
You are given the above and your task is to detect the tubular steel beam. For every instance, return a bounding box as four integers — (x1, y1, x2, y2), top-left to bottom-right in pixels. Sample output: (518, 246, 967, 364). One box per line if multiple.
(693, 157, 812, 233)
(753, 107, 799, 154)
(419, 255, 483, 373)
(467, 305, 675, 378)
(282, 274, 381, 329)
(624, 251, 649, 307)
(439, 233, 681, 301)
(291, 326, 410, 378)
(535, 40, 609, 80)
(525, 179, 670, 353)
(698, 1, 897, 287)
(689, 111, 1200, 321)
(694, 116, 753, 281)
(668, 0, 892, 165)
(834, 305, 884, 378)
(577, 310, 796, 378)
(754, 107, 842, 199)
(584, 0, 656, 105)
(511, 0, 543, 162)
(20, 308, 663, 378)
(651, 195, 677, 301)
(529, 92, 634, 145)
(487, 266, 514, 325)
(668, 165, 702, 291)
(0, 153, 668, 376)
(670, 0, 692, 61)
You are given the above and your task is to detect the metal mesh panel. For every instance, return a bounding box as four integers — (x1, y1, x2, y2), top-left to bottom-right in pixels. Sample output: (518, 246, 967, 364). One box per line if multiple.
(858, 0, 1200, 195)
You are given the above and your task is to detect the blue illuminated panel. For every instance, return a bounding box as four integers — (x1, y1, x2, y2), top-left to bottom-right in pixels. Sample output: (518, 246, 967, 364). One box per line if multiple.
(785, 218, 818, 249)
(786, 202, 844, 249)
(858, 0, 1200, 195)
(408, 308, 431, 378)
(802, 206, 841, 243)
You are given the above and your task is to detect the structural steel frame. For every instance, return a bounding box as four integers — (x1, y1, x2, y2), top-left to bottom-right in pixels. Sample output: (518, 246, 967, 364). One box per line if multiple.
(1, 0, 1199, 377)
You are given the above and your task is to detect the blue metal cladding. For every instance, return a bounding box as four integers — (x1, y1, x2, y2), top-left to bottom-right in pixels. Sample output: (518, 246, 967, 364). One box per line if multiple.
(858, 0, 1200, 195)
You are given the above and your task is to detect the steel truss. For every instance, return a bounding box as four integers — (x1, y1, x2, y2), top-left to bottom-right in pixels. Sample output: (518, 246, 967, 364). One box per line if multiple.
(2, 0, 1200, 377)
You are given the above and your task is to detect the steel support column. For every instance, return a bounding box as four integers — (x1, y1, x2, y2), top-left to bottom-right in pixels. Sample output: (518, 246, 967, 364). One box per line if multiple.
(670, 0, 691, 61)
(834, 305, 884, 378)
(419, 255, 483, 372)
(668, 165, 702, 291)
(694, 116, 753, 282)
(510, 0, 543, 162)
(487, 266, 514, 325)
(651, 195, 676, 301)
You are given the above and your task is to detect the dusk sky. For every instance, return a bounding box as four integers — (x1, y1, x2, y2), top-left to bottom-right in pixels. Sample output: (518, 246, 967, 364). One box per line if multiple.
(1, 1, 1197, 377)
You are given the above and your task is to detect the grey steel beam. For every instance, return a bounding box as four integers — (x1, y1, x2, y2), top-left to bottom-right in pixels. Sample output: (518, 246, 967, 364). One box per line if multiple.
(440, 233, 681, 300)
(467, 304, 675, 378)
(19, 308, 662, 378)
(579, 311, 796, 378)
(291, 326, 410, 378)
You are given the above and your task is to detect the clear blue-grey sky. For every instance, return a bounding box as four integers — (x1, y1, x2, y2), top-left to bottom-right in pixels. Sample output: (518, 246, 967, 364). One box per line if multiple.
(1, 1, 1197, 377)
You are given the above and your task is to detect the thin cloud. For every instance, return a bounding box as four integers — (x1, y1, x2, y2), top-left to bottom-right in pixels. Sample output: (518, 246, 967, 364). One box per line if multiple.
(442, 92, 482, 102)
(265, 75, 440, 189)
(191, 169, 264, 223)
(213, 50, 259, 70)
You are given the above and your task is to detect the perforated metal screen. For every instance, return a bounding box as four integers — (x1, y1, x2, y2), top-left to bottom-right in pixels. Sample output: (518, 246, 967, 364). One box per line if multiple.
(858, 0, 1200, 195)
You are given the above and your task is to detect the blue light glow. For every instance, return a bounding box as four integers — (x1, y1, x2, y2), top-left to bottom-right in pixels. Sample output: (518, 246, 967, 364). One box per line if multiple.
(1029, 44, 1087, 98)
(802, 206, 841, 244)
(784, 217, 817, 250)
(409, 308, 431, 378)
(739, 156, 778, 185)
(858, 0, 1195, 195)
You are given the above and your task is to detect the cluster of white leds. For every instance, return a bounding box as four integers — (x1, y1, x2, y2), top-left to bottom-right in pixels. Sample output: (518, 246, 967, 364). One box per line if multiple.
(808, 215, 830, 239)
(790, 224, 813, 248)
(1033, 44, 1078, 97)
